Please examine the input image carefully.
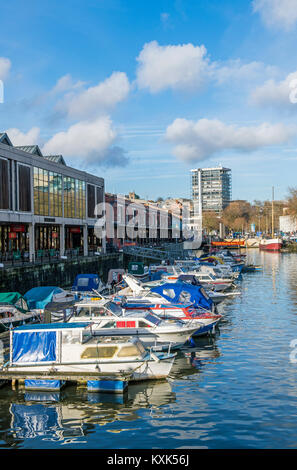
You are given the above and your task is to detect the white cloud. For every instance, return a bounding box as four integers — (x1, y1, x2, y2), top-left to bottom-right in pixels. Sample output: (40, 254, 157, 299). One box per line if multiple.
(136, 41, 210, 93)
(51, 74, 86, 94)
(165, 118, 296, 162)
(136, 41, 277, 94)
(6, 127, 40, 146)
(213, 59, 278, 84)
(252, 0, 297, 31)
(251, 71, 297, 110)
(55, 71, 130, 119)
(42, 117, 128, 167)
(0, 57, 11, 80)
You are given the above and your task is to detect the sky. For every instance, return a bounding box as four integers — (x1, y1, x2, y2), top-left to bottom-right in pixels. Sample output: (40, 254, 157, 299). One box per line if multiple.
(1, 0, 297, 203)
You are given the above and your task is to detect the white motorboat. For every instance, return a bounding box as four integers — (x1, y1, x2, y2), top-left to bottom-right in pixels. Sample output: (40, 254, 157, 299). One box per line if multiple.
(6, 323, 176, 381)
(162, 270, 234, 292)
(71, 298, 203, 349)
(197, 265, 240, 280)
(117, 273, 233, 305)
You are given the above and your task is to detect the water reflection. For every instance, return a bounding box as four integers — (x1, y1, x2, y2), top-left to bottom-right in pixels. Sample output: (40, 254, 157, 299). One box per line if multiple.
(171, 339, 221, 379)
(3, 342, 221, 447)
(3, 379, 177, 446)
(0, 325, 223, 447)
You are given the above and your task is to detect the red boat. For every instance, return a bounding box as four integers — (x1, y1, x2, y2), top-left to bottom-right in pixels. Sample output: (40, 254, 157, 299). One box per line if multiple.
(259, 238, 282, 251)
(211, 240, 245, 248)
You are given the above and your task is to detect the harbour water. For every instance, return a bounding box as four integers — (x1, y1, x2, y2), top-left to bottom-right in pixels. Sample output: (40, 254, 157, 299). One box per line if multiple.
(0, 250, 297, 449)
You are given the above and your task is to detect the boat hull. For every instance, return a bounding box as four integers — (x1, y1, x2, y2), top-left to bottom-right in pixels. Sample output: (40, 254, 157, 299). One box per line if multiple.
(7, 356, 176, 381)
(91, 325, 199, 350)
(259, 239, 282, 251)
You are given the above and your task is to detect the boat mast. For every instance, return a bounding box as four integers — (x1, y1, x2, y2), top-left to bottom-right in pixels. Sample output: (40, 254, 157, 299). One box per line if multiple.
(271, 186, 274, 237)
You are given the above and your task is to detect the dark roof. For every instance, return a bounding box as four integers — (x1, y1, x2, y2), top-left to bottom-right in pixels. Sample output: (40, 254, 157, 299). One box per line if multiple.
(14, 145, 43, 157)
(0, 133, 13, 146)
(43, 154, 66, 166)
(2, 133, 68, 168)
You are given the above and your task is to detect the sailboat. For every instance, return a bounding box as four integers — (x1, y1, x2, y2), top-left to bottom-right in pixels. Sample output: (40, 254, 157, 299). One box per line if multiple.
(259, 186, 282, 252)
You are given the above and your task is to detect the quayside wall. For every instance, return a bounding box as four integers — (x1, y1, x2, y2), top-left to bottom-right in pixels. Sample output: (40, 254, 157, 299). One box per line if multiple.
(0, 253, 123, 294)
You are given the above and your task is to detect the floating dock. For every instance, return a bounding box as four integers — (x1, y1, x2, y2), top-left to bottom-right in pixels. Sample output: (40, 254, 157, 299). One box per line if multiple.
(0, 370, 130, 393)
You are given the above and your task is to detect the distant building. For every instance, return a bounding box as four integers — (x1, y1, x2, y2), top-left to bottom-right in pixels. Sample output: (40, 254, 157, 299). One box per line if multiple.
(191, 166, 232, 214)
(279, 215, 297, 233)
(105, 193, 183, 249)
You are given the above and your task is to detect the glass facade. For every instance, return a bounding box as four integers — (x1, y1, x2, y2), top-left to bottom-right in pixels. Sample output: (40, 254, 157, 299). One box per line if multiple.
(34, 167, 49, 216)
(49, 171, 63, 217)
(63, 176, 76, 218)
(34, 167, 86, 218)
(76, 179, 86, 219)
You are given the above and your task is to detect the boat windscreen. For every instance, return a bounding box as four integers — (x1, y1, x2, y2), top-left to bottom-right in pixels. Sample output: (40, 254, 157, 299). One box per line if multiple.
(105, 301, 122, 316)
(144, 313, 161, 326)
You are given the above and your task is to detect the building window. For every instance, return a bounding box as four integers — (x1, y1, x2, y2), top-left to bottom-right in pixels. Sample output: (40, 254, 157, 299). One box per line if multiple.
(18, 164, 31, 212)
(76, 179, 86, 219)
(34, 167, 49, 215)
(64, 176, 76, 218)
(96, 186, 103, 205)
(49, 172, 63, 217)
(87, 184, 95, 218)
(0, 158, 9, 210)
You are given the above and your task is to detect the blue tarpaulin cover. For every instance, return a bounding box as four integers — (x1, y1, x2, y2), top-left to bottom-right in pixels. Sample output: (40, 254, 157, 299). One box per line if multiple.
(72, 274, 101, 292)
(12, 331, 57, 363)
(25, 379, 64, 390)
(150, 282, 213, 310)
(24, 286, 64, 310)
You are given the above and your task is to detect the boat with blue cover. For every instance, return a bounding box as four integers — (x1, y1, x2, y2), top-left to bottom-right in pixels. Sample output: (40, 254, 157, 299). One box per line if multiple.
(0, 292, 42, 333)
(71, 274, 107, 298)
(4, 322, 176, 381)
(24, 286, 76, 311)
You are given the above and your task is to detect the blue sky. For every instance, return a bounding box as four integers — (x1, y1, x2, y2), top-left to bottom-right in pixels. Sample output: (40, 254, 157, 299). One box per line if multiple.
(1, 0, 297, 203)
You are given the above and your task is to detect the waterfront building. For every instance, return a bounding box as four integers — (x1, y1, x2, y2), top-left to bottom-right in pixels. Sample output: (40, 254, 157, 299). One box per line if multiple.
(0, 132, 105, 262)
(279, 215, 297, 233)
(191, 166, 232, 214)
(105, 193, 183, 250)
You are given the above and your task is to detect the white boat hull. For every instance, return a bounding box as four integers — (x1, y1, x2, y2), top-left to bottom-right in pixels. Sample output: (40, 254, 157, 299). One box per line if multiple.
(8, 356, 175, 381)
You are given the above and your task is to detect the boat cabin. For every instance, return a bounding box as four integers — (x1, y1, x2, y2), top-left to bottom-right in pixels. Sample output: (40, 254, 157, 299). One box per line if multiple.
(73, 300, 164, 330)
(74, 298, 123, 320)
(8, 323, 161, 367)
(71, 274, 104, 295)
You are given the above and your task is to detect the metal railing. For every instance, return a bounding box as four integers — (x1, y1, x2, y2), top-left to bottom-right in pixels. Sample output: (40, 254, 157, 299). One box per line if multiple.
(0, 248, 110, 268)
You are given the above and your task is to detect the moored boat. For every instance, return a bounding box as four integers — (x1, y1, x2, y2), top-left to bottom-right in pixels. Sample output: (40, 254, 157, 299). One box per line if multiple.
(0, 292, 42, 333)
(71, 298, 204, 349)
(5, 323, 176, 381)
(259, 238, 282, 251)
